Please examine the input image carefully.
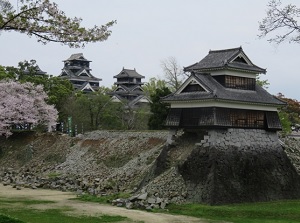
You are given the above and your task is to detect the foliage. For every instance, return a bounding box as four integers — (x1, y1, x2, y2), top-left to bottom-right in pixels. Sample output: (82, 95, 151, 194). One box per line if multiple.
(256, 75, 270, 89)
(277, 93, 300, 131)
(0, 0, 116, 48)
(279, 110, 292, 135)
(0, 65, 15, 80)
(0, 60, 74, 115)
(148, 87, 172, 130)
(0, 80, 58, 137)
(259, 0, 300, 44)
(120, 105, 150, 130)
(61, 92, 124, 132)
(160, 57, 187, 91)
(162, 200, 300, 223)
(143, 77, 167, 96)
(0, 214, 25, 223)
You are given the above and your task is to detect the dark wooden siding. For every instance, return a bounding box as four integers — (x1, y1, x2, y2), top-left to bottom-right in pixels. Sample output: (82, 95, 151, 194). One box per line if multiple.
(213, 75, 256, 91)
(165, 107, 281, 130)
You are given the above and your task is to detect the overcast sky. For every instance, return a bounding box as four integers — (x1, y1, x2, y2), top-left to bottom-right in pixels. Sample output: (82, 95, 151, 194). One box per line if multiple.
(1, 0, 300, 100)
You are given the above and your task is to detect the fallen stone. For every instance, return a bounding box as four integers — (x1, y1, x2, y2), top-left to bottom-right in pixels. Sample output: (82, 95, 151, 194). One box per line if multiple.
(137, 192, 148, 200)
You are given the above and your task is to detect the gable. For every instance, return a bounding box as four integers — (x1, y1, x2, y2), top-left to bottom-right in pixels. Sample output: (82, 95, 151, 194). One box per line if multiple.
(111, 95, 122, 102)
(80, 83, 95, 92)
(115, 86, 126, 92)
(132, 85, 144, 92)
(78, 70, 91, 77)
(230, 52, 252, 66)
(176, 76, 209, 94)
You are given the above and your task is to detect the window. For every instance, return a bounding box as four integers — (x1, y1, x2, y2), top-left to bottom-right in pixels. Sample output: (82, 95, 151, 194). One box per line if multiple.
(266, 111, 282, 130)
(213, 75, 256, 90)
(165, 108, 182, 126)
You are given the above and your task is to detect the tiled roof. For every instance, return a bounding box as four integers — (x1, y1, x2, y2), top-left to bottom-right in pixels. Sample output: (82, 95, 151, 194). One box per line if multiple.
(184, 47, 266, 74)
(64, 53, 91, 62)
(114, 68, 145, 78)
(60, 68, 101, 81)
(128, 95, 151, 107)
(162, 73, 286, 106)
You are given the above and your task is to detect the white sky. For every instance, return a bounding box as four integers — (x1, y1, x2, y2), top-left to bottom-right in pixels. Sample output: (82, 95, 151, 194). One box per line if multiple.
(1, 0, 300, 100)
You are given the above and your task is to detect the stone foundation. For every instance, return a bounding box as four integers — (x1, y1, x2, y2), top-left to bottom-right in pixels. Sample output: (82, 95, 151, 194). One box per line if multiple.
(196, 128, 280, 149)
(178, 128, 300, 204)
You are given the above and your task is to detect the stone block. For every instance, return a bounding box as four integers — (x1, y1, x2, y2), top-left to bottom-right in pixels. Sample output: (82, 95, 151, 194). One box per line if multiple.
(137, 192, 148, 200)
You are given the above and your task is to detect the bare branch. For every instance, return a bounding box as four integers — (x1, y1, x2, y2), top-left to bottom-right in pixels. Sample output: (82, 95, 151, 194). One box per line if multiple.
(259, 0, 300, 44)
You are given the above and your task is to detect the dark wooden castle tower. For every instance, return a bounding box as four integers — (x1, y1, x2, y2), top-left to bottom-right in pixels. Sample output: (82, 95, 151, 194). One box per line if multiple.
(108, 68, 150, 108)
(162, 47, 285, 131)
(58, 53, 101, 92)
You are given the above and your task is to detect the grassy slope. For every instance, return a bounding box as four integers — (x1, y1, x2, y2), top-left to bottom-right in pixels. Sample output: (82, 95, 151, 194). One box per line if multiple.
(0, 197, 129, 223)
(165, 200, 300, 223)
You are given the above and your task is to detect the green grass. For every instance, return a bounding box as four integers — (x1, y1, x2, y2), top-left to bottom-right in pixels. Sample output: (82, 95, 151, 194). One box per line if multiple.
(0, 209, 128, 223)
(0, 197, 129, 223)
(163, 200, 300, 223)
(0, 214, 25, 223)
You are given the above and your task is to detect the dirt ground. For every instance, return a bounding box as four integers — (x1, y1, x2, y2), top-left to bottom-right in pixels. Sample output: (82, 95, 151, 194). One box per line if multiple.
(0, 184, 212, 223)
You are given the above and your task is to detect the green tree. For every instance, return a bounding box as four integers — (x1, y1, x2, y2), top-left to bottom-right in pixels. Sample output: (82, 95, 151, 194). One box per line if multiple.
(143, 77, 167, 96)
(61, 92, 123, 132)
(277, 93, 300, 127)
(259, 0, 300, 44)
(278, 110, 292, 135)
(0, 0, 115, 48)
(256, 75, 270, 89)
(148, 87, 172, 130)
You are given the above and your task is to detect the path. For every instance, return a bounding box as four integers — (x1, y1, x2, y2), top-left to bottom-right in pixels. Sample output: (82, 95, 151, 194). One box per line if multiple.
(0, 184, 213, 223)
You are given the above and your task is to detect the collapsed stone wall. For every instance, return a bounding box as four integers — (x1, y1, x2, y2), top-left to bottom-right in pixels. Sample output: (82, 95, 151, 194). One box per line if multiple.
(137, 129, 300, 205)
(1, 129, 300, 206)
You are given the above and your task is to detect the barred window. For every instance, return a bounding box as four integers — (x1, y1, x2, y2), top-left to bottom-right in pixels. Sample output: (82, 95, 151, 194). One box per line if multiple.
(181, 108, 214, 127)
(165, 108, 182, 126)
(266, 111, 282, 130)
(213, 75, 256, 90)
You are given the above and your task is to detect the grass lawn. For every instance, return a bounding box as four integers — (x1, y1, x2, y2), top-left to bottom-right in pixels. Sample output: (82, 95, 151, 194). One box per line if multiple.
(76, 194, 300, 222)
(0, 197, 129, 223)
(165, 200, 300, 223)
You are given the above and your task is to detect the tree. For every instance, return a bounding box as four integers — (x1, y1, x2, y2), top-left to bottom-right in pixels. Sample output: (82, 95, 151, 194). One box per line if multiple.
(0, 80, 58, 137)
(143, 77, 167, 96)
(277, 93, 300, 125)
(61, 92, 124, 132)
(259, 0, 300, 44)
(148, 87, 172, 130)
(0, 0, 116, 48)
(0, 60, 74, 115)
(160, 57, 186, 91)
(256, 75, 270, 89)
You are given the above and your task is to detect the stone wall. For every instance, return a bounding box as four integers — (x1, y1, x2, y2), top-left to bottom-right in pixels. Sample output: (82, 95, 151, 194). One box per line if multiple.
(196, 128, 280, 149)
(178, 128, 300, 204)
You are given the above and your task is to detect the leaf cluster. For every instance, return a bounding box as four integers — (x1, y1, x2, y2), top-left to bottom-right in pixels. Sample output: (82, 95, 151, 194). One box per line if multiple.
(148, 87, 171, 130)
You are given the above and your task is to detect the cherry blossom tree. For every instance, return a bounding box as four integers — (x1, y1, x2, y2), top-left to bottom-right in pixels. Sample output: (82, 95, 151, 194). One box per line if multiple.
(0, 80, 58, 137)
(0, 0, 116, 48)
